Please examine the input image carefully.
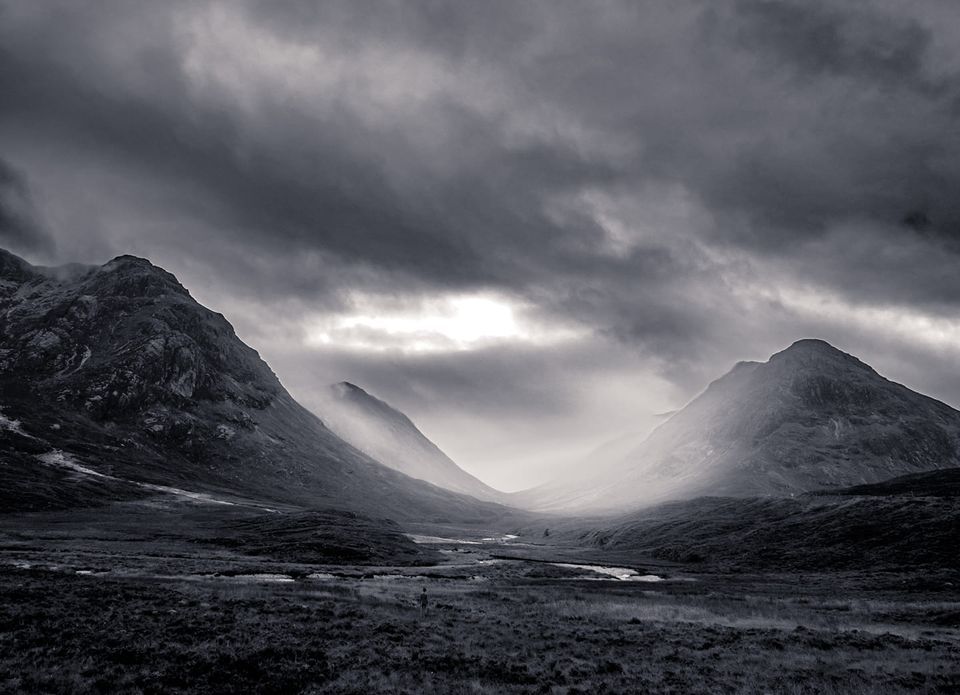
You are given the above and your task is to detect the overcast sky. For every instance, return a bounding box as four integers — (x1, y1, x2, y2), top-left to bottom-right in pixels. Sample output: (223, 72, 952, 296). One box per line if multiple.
(3, 1, 960, 490)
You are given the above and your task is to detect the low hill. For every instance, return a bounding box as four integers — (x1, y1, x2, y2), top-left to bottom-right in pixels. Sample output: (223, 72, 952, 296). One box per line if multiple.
(556, 469, 960, 571)
(822, 467, 960, 498)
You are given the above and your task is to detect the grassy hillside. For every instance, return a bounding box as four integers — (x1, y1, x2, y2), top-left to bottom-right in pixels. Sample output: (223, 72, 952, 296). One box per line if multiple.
(552, 471, 960, 571)
(822, 467, 960, 498)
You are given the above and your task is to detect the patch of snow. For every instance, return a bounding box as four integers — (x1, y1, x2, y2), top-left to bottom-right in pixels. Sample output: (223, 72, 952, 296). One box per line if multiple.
(38, 450, 112, 478)
(138, 482, 237, 506)
(77, 346, 92, 369)
(57, 346, 92, 376)
(36, 449, 238, 507)
(307, 573, 337, 580)
(0, 408, 28, 436)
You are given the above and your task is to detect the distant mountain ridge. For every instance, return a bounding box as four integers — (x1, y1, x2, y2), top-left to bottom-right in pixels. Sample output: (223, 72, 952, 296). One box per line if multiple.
(521, 339, 960, 512)
(0, 248, 513, 523)
(319, 382, 506, 503)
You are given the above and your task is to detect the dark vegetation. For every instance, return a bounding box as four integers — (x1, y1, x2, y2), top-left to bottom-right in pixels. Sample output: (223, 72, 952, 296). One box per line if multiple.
(211, 510, 440, 566)
(823, 467, 960, 498)
(0, 502, 440, 569)
(557, 497, 960, 571)
(551, 470, 960, 571)
(0, 426, 146, 511)
(1, 542, 958, 694)
(1, 462, 957, 693)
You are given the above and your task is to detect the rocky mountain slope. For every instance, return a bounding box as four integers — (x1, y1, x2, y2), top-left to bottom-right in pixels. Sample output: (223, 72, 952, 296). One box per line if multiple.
(318, 382, 506, 503)
(523, 339, 960, 513)
(0, 248, 513, 523)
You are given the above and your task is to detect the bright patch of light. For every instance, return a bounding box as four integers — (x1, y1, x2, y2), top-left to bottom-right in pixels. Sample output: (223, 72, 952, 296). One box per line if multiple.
(746, 283, 960, 356)
(340, 296, 518, 344)
(306, 293, 581, 353)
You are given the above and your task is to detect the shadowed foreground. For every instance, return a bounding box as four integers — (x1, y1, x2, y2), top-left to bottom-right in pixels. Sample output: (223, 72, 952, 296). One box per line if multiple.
(2, 529, 958, 694)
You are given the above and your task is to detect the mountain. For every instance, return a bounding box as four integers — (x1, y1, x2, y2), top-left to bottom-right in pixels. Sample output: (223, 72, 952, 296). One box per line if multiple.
(318, 382, 506, 503)
(527, 339, 960, 513)
(0, 248, 513, 523)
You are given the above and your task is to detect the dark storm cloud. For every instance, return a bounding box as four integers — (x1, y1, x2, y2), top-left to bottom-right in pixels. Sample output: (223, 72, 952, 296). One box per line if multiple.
(5, 1, 958, 305)
(0, 158, 53, 254)
(731, 1, 931, 85)
(0, 1, 623, 299)
(3, 0, 960, 482)
(0, 24, 481, 289)
(651, 1, 960, 255)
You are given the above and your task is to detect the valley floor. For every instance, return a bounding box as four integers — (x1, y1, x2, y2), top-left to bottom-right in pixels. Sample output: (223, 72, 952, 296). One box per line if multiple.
(1, 508, 959, 694)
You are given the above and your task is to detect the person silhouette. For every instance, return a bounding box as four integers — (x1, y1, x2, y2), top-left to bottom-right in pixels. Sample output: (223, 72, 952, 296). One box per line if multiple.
(419, 586, 428, 618)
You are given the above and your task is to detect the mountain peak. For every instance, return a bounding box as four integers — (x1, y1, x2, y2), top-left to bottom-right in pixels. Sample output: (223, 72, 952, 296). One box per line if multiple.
(99, 254, 172, 279)
(1, 249, 177, 287)
(785, 338, 840, 353)
(768, 338, 870, 372)
(102, 254, 156, 269)
(93, 254, 189, 298)
(333, 381, 366, 396)
(329, 381, 409, 427)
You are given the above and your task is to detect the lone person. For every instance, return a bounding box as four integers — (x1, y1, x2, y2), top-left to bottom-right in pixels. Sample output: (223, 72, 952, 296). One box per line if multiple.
(419, 586, 429, 618)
